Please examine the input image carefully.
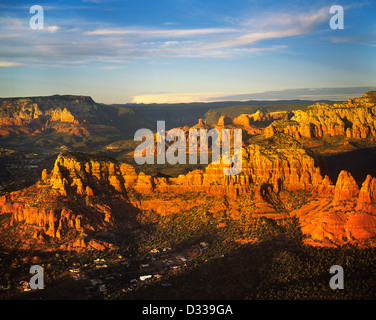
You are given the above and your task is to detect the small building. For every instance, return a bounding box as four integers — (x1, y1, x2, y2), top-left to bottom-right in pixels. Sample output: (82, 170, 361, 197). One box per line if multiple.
(140, 275, 152, 281)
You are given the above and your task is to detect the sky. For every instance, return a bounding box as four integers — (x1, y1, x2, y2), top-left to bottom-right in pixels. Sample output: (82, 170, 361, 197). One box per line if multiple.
(0, 0, 375, 104)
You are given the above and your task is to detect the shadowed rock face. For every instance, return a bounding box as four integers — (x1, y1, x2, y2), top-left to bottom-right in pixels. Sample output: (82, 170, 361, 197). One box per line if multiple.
(265, 91, 376, 140)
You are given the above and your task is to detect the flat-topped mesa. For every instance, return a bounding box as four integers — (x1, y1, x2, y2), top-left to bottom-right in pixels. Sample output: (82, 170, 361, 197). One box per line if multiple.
(264, 91, 376, 140)
(0, 95, 115, 137)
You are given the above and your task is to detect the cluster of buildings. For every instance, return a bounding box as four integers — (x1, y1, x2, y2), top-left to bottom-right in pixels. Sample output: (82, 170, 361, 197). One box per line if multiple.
(59, 242, 210, 299)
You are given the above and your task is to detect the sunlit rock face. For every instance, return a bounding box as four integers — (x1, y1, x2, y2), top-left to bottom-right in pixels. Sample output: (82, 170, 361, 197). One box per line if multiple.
(265, 92, 376, 140)
(2, 94, 376, 249)
(294, 170, 376, 245)
(0, 132, 332, 247)
(0, 95, 117, 137)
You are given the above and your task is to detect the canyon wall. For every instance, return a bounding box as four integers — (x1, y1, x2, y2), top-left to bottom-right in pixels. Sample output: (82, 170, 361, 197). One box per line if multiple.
(0, 95, 116, 137)
(265, 92, 376, 140)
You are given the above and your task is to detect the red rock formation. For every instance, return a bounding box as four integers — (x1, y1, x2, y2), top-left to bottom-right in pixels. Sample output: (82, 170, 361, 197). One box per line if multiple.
(217, 115, 232, 126)
(333, 170, 359, 202)
(294, 171, 376, 245)
(2, 129, 376, 249)
(0, 95, 117, 137)
(0, 133, 325, 244)
(358, 175, 376, 204)
(265, 91, 376, 140)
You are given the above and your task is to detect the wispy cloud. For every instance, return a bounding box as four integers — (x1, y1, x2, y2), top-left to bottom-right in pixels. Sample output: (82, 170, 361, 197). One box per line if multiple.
(209, 87, 376, 102)
(131, 85, 374, 104)
(77, 9, 323, 61)
(45, 26, 60, 33)
(330, 32, 376, 45)
(199, 7, 329, 50)
(0, 61, 25, 67)
(84, 27, 238, 37)
(131, 92, 232, 104)
(0, 5, 331, 65)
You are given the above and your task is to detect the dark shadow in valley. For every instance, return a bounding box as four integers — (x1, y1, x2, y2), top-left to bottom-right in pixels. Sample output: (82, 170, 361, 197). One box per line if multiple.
(122, 237, 288, 300)
(325, 147, 376, 186)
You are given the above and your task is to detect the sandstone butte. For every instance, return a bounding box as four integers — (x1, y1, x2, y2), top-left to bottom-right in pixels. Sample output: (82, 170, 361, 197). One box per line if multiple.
(1, 132, 376, 251)
(264, 91, 376, 140)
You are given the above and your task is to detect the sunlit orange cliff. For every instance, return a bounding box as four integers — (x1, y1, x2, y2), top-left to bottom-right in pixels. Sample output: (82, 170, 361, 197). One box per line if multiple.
(1, 92, 376, 250)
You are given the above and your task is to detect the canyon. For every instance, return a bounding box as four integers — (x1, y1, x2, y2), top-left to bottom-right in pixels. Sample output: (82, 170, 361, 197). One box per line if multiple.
(1, 92, 376, 253)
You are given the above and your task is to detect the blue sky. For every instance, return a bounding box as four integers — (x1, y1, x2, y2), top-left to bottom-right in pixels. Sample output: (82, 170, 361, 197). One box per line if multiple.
(0, 0, 375, 103)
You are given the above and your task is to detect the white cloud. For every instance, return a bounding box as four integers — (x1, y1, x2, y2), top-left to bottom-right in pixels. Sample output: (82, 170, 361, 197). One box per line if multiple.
(45, 26, 60, 33)
(0, 6, 330, 64)
(132, 92, 232, 104)
(199, 7, 329, 50)
(80, 6, 329, 58)
(0, 61, 25, 67)
(84, 27, 238, 37)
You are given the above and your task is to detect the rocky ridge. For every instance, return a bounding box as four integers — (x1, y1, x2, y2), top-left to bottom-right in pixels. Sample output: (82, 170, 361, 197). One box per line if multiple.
(0, 95, 117, 137)
(265, 92, 376, 140)
(1, 131, 376, 249)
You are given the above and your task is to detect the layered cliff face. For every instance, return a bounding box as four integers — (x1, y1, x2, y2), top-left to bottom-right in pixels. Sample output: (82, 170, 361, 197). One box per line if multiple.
(265, 91, 376, 140)
(0, 134, 326, 247)
(132, 133, 327, 198)
(0, 95, 117, 137)
(1, 131, 376, 249)
(241, 134, 325, 192)
(48, 134, 326, 199)
(0, 152, 140, 250)
(294, 170, 376, 245)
